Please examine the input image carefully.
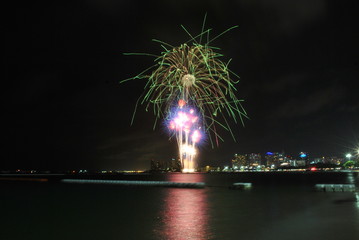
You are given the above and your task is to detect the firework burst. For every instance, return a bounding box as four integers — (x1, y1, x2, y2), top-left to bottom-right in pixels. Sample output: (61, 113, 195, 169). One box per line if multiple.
(122, 16, 247, 171)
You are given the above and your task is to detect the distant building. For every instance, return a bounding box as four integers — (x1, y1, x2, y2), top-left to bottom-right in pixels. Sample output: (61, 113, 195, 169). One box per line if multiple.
(318, 156, 343, 165)
(289, 159, 306, 167)
(232, 154, 247, 169)
(331, 156, 344, 165)
(299, 152, 309, 165)
(150, 158, 181, 172)
(169, 158, 181, 172)
(248, 153, 262, 166)
(232, 153, 262, 170)
(200, 165, 222, 172)
(311, 157, 325, 164)
(150, 159, 163, 171)
(265, 152, 285, 168)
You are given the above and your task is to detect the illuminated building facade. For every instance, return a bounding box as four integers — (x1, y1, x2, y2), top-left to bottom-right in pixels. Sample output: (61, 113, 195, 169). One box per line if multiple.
(265, 152, 285, 168)
(232, 153, 262, 169)
(232, 154, 247, 170)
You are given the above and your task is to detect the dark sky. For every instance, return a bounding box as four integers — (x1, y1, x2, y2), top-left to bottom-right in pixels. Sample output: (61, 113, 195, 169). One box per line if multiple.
(6, 0, 359, 171)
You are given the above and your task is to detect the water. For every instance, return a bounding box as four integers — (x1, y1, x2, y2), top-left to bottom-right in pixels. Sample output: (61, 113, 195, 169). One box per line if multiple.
(1, 172, 358, 240)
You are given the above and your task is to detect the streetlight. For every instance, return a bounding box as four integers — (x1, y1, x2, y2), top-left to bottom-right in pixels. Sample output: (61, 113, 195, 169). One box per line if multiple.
(346, 153, 352, 161)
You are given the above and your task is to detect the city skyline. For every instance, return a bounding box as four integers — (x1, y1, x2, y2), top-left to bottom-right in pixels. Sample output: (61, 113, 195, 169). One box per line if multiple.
(6, 1, 358, 170)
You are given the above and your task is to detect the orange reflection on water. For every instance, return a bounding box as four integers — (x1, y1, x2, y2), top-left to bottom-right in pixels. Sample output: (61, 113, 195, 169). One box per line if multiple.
(155, 174, 211, 240)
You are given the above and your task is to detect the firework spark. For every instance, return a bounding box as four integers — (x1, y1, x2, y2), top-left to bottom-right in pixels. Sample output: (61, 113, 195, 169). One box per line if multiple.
(122, 16, 247, 171)
(167, 105, 202, 172)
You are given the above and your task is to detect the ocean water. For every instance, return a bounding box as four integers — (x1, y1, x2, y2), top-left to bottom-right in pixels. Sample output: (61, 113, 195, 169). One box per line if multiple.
(1, 172, 358, 240)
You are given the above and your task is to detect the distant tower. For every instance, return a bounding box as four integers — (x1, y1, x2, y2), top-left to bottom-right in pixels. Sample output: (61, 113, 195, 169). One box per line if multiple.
(299, 152, 309, 165)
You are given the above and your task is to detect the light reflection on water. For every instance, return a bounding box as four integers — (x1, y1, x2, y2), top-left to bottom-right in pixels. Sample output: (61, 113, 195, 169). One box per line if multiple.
(154, 174, 212, 240)
(347, 172, 359, 210)
(1, 172, 359, 239)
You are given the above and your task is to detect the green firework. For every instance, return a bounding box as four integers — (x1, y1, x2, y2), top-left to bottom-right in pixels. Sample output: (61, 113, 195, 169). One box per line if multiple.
(122, 17, 248, 147)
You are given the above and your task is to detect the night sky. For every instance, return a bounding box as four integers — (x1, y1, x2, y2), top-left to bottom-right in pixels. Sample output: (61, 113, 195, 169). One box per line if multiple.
(7, 0, 358, 171)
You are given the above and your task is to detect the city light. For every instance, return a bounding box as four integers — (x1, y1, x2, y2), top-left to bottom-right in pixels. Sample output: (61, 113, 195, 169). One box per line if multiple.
(310, 167, 317, 171)
(346, 153, 352, 160)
